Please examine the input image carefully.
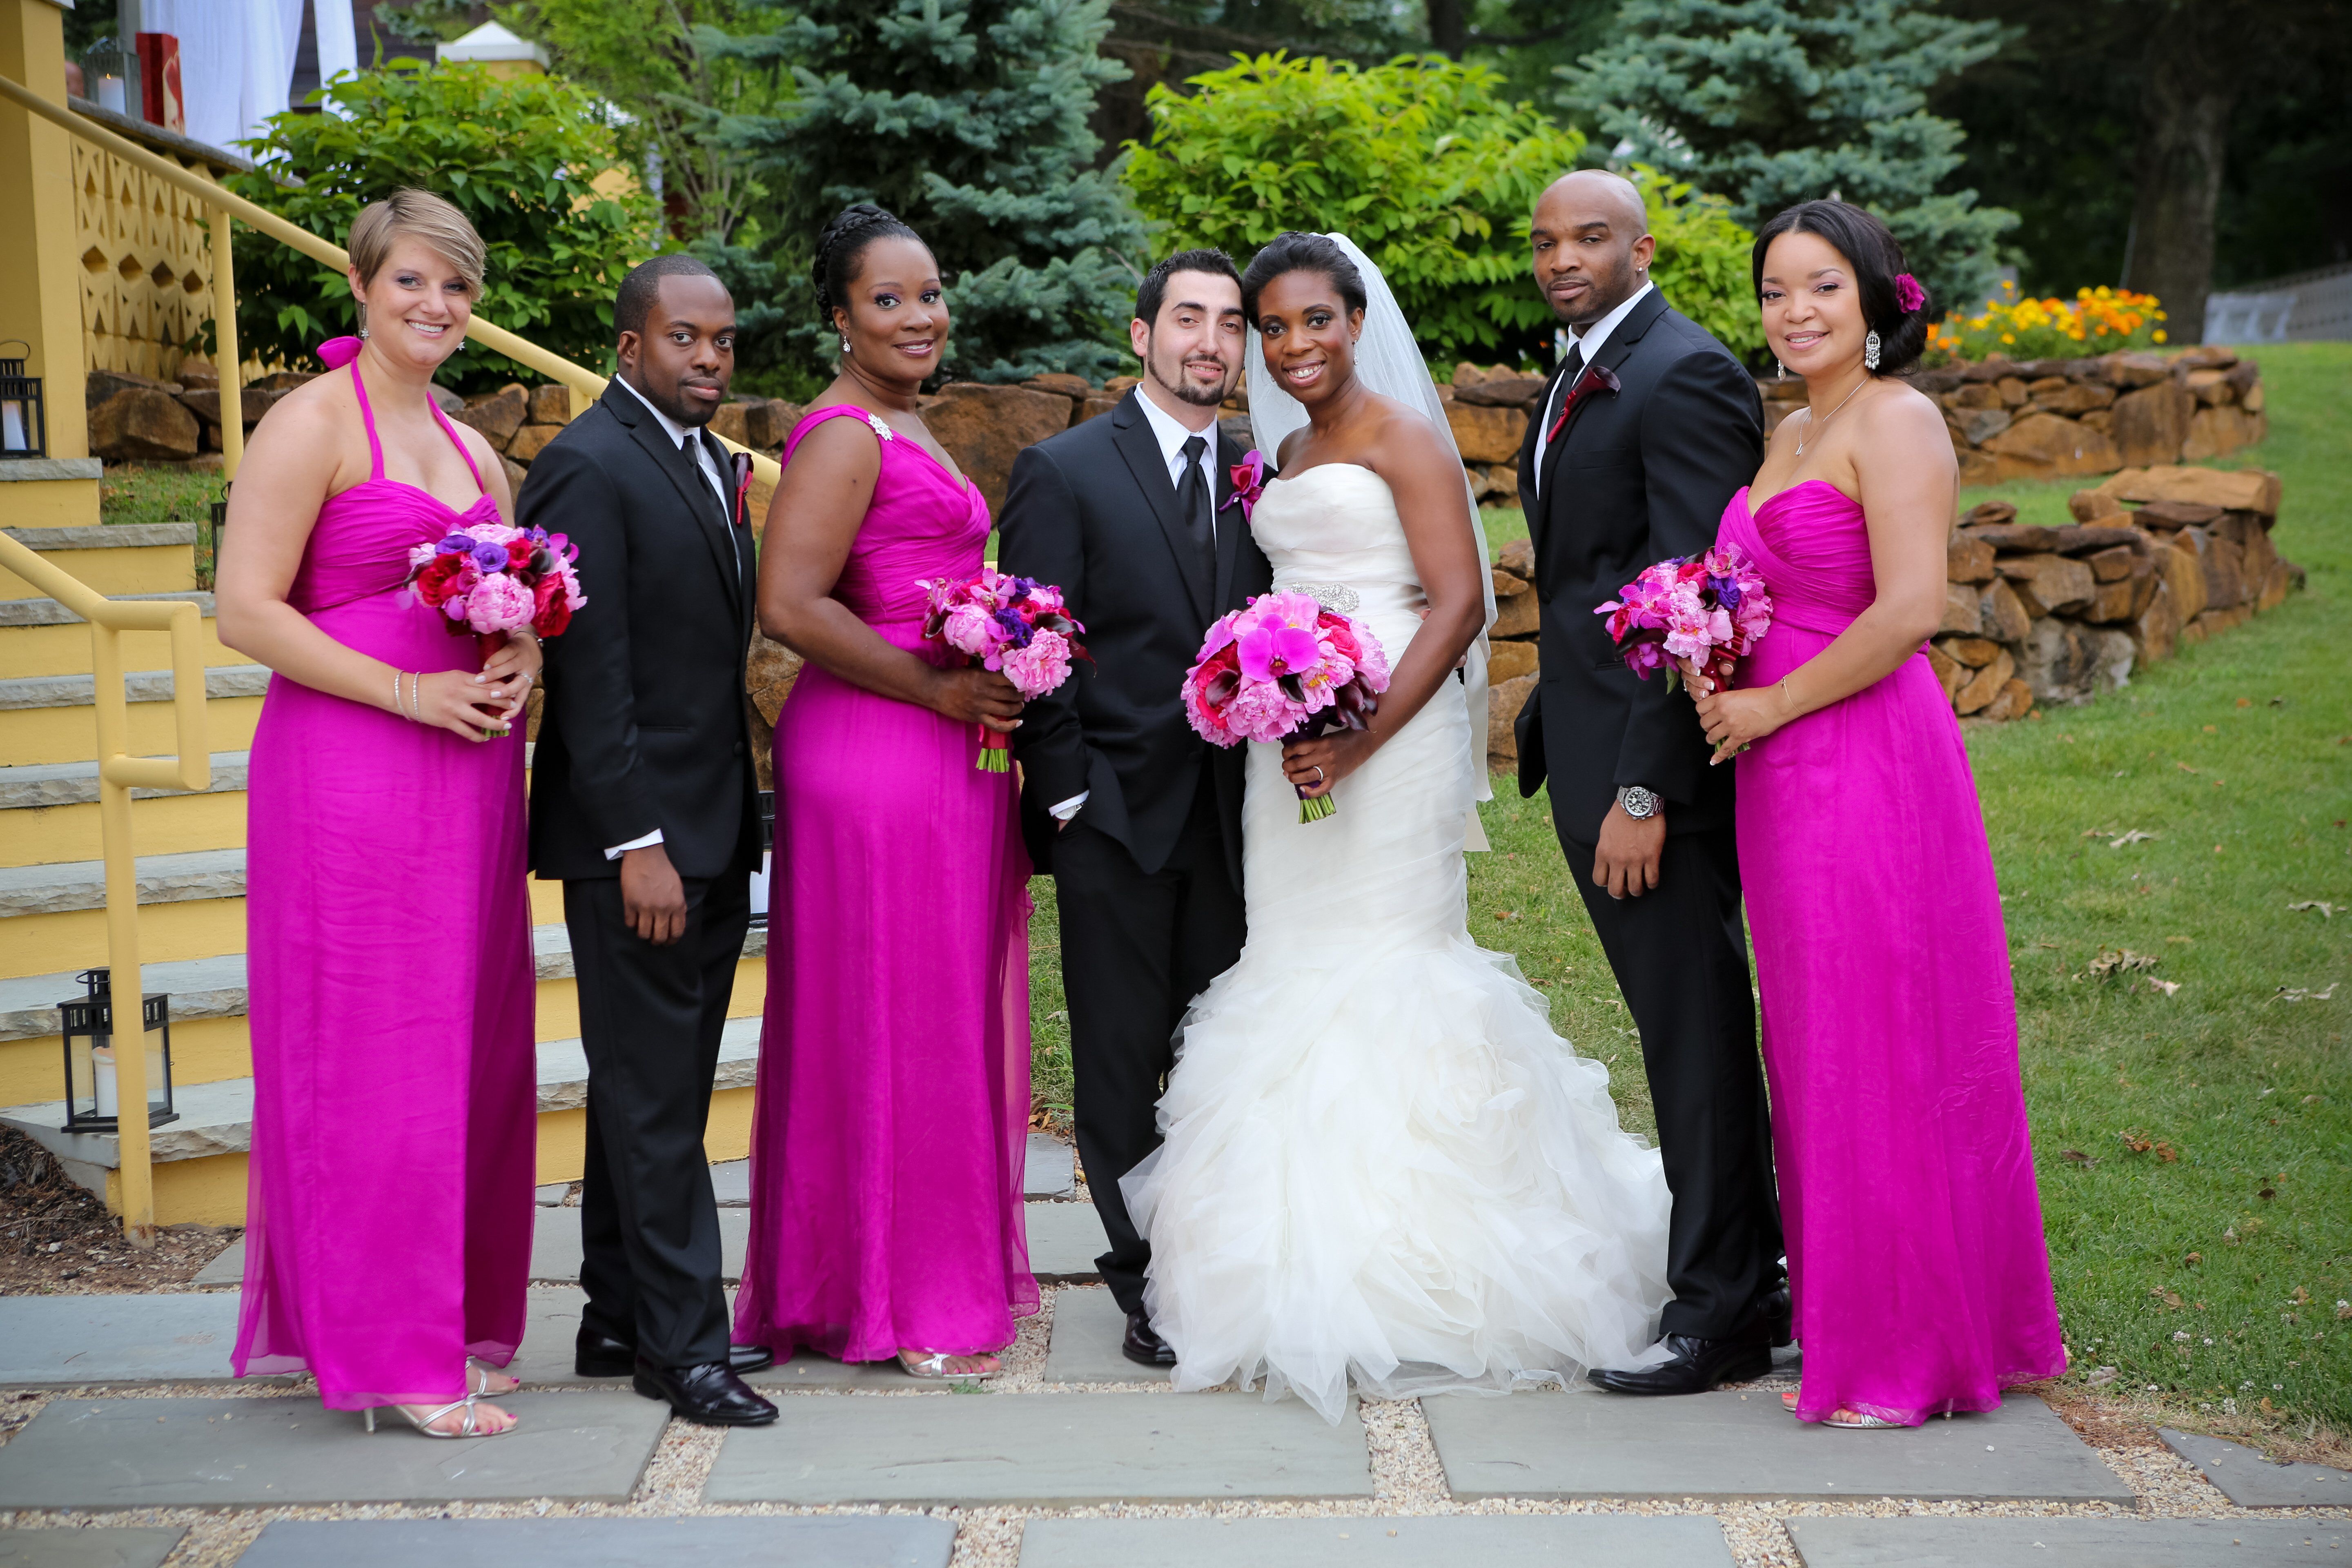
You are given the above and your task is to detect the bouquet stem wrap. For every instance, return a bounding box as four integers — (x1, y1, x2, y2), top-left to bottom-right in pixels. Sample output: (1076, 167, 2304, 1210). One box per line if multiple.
(1181, 591, 1391, 824)
(917, 569, 1088, 772)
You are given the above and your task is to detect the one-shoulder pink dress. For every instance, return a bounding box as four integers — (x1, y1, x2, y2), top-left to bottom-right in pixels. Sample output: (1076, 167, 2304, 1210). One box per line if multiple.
(733, 405, 1037, 1363)
(232, 352, 537, 1409)
(1718, 479, 2065, 1426)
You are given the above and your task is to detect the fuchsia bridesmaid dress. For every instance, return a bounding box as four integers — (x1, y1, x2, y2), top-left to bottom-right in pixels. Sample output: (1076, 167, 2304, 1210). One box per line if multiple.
(733, 405, 1037, 1364)
(233, 347, 537, 1410)
(1718, 479, 2067, 1426)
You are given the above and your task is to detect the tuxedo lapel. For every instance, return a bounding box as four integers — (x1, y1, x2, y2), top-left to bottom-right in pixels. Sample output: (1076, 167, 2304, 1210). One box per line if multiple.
(610, 381, 743, 619)
(1213, 428, 1244, 612)
(1109, 391, 1209, 623)
(1528, 358, 1574, 554)
(1539, 290, 1671, 510)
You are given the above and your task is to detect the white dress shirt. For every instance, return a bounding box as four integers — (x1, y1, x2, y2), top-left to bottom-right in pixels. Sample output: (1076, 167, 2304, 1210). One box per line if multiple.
(604, 374, 744, 860)
(1048, 385, 1225, 824)
(1533, 281, 1655, 488)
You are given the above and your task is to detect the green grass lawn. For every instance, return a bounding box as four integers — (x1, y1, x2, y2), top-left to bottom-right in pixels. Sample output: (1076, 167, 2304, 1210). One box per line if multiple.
(1027, 343, 2351, 1446)
(98, 465, 227, 586)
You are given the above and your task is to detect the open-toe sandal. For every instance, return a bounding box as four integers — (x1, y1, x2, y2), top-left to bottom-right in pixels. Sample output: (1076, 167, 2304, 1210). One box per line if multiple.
(897, 1350, 1002, 1380)
(1821, 1406, 1899, 1429)
(364, 1395, 510, 1438)
(467, 1358, 519, 1397)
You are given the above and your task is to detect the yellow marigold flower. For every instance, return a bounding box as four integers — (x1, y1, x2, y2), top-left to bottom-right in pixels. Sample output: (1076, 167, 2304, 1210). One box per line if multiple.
(2000, 332, 2016, 343)
(2153, 330, 2167, 343)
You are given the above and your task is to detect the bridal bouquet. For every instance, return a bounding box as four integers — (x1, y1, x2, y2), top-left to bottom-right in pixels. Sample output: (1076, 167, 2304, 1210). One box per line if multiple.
(1595, 544, 1773, 697)
(1182, 591, 1390, 823)
(918, 568, 1087, 771)
(407, 521, 586, 650)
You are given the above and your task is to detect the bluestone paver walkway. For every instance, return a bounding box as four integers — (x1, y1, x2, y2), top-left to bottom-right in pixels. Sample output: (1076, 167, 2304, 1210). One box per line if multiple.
(0, 1527, 185, 1568)
(234, 1517, 956, 1568)
(0, 1393, 666, 1508)
(703, 1391, 1375, 1506)
(1422, 1389, 2133, 1502)
(1018, 1515, 1735, 1567)
(0, 1294, 241, 1386)
(506, 1287, 912, 1388)
(1782, 1516, 2350, 1566)
(2160, 1428, 2352, 1506)
(1042, 1286, 1167, 1383)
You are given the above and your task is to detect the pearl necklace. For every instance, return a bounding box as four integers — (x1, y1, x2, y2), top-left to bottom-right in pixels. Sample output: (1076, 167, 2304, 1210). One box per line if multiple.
(1793, 378, 1867, 456)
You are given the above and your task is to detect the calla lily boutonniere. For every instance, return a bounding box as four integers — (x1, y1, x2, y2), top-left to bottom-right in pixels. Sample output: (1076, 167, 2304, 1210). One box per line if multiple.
(729, 450, 754, 528)
(1545, 362, 1623, 443)
(1223, 449, 1267, 523)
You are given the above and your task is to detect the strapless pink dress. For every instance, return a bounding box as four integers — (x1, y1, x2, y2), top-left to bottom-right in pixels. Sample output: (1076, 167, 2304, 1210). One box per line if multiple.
(732, 405, 1037, 1363)
(1718, 479, 2065, 1425)
(232, 352, 536, 1409)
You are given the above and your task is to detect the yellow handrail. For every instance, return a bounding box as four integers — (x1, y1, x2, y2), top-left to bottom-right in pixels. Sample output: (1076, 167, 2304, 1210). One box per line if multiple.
(0, 534, 209, 1247)
(0, 70, 780, 488)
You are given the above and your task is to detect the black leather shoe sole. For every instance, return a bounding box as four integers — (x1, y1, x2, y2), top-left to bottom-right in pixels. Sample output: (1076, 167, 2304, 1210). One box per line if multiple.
(1122, 1314, 1179, 1368)
(579, 1342, 775, 1379)
(1586, 1343, 1773, 1395)
(631, 1370, 780, 1425)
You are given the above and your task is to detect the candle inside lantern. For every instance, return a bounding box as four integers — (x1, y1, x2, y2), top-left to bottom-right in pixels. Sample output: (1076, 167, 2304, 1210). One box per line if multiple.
(91, 1044, 118, 1118)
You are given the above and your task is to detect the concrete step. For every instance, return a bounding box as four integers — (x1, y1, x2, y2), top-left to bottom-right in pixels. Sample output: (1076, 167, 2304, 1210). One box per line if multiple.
(2, 523, 198, 600)
(0, 1016, 765, 1225)
(0, 749, 249, 866)
(0, 663, 267, 766)
(0, 590, 236, 679)
(0, 921, 770, 1105)
(0, 841, 567, 980)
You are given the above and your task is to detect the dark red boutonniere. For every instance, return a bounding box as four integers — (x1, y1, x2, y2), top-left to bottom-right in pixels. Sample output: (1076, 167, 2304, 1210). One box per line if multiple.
(1546, 362, 1623, 443)
(729, 450, 755, 528)
(1222, 449, 1267, 523)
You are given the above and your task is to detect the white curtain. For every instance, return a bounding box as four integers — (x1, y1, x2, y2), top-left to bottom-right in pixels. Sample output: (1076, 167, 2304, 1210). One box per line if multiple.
(149, 0, 355, 156)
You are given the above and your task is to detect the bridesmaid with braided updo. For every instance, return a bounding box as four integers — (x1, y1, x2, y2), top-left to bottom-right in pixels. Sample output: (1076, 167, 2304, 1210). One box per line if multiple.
(733, 204, 1038, 1379)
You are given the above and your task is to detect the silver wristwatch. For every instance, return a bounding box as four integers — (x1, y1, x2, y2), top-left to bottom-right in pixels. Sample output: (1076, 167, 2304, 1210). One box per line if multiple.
(1616, 785, 1663, 820)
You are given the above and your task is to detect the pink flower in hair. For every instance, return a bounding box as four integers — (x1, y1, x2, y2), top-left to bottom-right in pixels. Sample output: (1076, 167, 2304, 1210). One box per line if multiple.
(1895, 273, 1927, 313)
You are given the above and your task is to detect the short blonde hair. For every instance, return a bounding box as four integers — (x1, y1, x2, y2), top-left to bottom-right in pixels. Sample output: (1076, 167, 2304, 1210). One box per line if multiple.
(349, 188, 487, 298)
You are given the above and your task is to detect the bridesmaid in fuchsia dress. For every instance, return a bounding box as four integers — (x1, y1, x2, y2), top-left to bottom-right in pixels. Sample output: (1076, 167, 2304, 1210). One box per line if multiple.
(1693, 202, 2064, 1428)
(735, 205, 1036, 1378)
(216, 193, 539, 1438)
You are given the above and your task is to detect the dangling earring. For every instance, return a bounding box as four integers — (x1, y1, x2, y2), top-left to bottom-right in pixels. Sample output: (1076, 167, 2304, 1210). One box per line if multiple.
(1864, 330, 1882, 371)
(840, 335, 851, 356)
(359, 326, 369, 341)
(1775, 358, 1786, 379)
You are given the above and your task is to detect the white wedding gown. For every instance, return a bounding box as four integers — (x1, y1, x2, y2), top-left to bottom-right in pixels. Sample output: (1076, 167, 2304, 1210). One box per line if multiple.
(1122, 464, 1675, 1423)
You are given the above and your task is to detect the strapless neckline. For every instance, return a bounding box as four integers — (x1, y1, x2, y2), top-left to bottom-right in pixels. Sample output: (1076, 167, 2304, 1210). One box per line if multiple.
(1745, 477, 1860, 517)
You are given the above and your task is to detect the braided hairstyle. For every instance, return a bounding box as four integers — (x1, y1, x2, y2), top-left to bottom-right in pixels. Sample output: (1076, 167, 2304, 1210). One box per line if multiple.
(1751, 200, 1933, 376)
(813, 202, 925, 334)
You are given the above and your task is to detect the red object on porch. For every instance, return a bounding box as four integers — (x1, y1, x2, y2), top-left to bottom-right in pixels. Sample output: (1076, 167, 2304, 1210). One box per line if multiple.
(135, 33, 183, 133)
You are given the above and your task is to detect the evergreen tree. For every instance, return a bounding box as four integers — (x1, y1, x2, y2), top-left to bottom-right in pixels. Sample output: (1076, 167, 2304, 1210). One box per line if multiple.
(713, 0, 1147, 383)
(1560, 0, 2016, 312)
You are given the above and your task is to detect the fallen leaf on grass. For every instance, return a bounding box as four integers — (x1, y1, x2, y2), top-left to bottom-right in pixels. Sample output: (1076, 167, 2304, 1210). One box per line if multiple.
(2085, 1365, 2120, 1387)
(2286, 901, 2339, 919)
(2134, 977, 2182, 996)
(2177, 761, 2201, 773)
(2087, 948, 2160, 978)
(2109, 830, 2157, 848)
(2151, 1287, 2185, 1309)
(2118, 1130, 2179, 1161)
(2273, 983, 2339, 1004)
(2060, 1149, 2098, 1167)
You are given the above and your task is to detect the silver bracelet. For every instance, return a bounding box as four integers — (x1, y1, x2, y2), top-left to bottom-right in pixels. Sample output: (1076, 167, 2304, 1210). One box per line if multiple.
(392, 669, 404, 717)
(407, 671, 424, 724)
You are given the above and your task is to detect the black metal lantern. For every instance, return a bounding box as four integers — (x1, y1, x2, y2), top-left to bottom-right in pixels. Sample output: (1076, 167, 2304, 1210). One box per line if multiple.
(0, 342, 45, 460)
(748, 789, 776, 930)
(209, 483, 230, 581)
(58, 969, 176, 1134)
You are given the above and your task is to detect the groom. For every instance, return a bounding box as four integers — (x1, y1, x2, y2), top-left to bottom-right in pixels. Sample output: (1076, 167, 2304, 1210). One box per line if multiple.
(1511, 171, 1788, 1394)
(997, 249, 1272, 1368)
(523, 255, 777, 1425)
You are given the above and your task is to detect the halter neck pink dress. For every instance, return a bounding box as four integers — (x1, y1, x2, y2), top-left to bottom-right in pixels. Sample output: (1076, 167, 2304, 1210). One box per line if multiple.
(232, 345, 537, 1410)
(1718, 479, 2065, 1426)
(733, 405, 1037, 1364)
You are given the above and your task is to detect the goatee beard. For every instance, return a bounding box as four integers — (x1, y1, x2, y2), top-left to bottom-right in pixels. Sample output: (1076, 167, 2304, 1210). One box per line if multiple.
(1152, 361, 1230, 408)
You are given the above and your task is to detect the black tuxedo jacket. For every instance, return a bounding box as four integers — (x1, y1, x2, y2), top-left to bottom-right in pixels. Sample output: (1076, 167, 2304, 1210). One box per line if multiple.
(996, 389, 1274, 884)
(523, 380, 761, 883)
(1512, 290, 1764, 843)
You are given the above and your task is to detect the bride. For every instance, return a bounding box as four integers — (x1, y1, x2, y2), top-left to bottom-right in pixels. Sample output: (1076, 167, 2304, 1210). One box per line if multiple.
(1121, 233, 1674, 1422)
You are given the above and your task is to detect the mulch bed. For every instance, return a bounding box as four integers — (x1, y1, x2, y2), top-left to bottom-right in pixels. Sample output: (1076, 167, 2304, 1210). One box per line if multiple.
(0, 1126, 235, 1294)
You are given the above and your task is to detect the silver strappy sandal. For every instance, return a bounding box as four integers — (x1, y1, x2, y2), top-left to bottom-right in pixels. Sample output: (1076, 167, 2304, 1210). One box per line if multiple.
(363, 1395, 509, 1437)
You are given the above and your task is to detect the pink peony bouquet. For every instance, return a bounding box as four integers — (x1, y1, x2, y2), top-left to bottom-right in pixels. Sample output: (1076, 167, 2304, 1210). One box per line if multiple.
(405, 520, 586, 650)
(918, 568, 1088, 771)
(1181, 590, 1390, 822)
(1595, 543, 1773, 700)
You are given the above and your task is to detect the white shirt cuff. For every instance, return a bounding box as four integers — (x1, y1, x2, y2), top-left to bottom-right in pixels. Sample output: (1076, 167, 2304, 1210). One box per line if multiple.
(605, 829, 664, 860)
(1048, 792, 1088, 822)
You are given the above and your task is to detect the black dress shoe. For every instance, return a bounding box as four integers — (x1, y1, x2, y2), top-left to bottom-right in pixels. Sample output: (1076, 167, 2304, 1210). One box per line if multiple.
(1586, 1331, 1773, 1395)
(576, 1326, 775, 1379)
(1757, 1285, 1793, 1349)
(631, 1358, 779, 1425)
(1123, 1310, 1178, 1368)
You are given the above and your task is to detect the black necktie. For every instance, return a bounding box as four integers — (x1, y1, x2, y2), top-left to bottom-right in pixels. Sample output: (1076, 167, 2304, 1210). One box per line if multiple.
(1540, 343, 1586, 496)
(1177, 434, 1216, 590)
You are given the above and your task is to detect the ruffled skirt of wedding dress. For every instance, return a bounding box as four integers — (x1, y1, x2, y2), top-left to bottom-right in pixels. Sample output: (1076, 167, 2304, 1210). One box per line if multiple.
(1123, 639, 1674, 1424)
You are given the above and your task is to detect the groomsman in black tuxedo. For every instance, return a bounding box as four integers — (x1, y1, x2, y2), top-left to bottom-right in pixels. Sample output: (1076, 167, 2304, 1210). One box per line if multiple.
(523, 255, 777, 1426)
(1510, 171, 1789, 1394)
(997, 250, 1273, 1368)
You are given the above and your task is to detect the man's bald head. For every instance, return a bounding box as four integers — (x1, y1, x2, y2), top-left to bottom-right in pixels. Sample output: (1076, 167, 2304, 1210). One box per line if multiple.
(1530, 170, 1657, 330)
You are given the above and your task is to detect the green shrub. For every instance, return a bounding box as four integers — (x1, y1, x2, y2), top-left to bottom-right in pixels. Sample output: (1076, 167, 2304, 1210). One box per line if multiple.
(222, 61, 660, 392)
(1123, 53, 1586, 368)
(1623, 164, 1767, 363)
